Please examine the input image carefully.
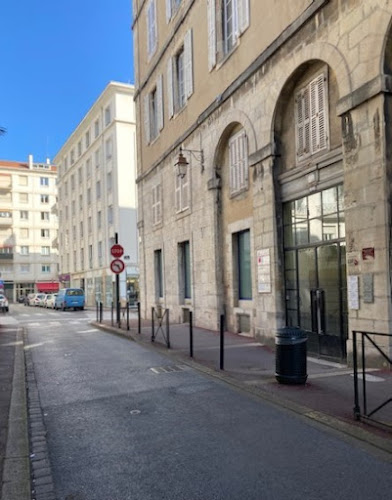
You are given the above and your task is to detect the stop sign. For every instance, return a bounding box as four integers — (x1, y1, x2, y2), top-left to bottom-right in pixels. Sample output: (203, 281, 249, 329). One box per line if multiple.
(111, 244, 124, 258)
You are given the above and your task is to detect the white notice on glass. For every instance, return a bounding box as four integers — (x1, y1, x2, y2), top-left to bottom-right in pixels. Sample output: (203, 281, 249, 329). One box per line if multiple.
(348, 275, 359, 310)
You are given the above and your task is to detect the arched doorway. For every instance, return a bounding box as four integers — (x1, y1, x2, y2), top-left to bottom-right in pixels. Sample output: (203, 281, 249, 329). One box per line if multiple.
(274, 60, 348, 360)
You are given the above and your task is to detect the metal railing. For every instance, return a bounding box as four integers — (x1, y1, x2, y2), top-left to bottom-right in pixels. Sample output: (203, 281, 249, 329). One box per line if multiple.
(353, 330, 392, 429)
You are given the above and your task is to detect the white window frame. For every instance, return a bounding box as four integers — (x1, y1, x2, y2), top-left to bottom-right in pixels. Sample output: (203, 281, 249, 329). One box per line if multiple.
(41, 265, 51, 273)
(295, 71, 329, 161)
(20, 245, 29, 256)
(175, 171, 189, 213)
(147, 0, 158, 58)
(229, 129, 248, 195)
(167, 29, 193, 119)
(41, 246, 50, 256)
(208, 0, 249, 70)
(166, 0, 182, 22)
(105, 138, 113, 159)
(144, 76, 163, 144)
(40, 176, 49, 187)
(152, 183, 162, 225)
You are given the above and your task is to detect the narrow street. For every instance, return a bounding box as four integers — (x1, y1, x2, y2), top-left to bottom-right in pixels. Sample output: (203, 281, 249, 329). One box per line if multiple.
(13, 306, 392, 500)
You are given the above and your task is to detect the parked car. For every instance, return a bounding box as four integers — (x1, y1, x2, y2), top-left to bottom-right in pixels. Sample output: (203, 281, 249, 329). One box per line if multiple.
(29, 293, 46, 307)
(55, 288, 85, 311)
(45, 293, 57, 309)
(26, 293, 35, 306)
(0, 294, 9, 312)
(38, 294, 48, 307)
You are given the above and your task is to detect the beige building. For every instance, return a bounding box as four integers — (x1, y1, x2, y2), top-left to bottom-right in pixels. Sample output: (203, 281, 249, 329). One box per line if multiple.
(133, 0, 392, 364)
(54, 82, 138, 307)
(0, 156, 59, 301)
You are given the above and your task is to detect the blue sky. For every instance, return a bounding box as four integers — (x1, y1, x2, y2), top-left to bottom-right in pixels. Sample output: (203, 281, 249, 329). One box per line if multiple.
(0, 1, 134, 163)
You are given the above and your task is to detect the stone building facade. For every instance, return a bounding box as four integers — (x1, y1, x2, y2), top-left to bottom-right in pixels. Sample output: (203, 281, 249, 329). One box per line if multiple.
(133, 0, 392, 364)
(54, 82, 138, 307)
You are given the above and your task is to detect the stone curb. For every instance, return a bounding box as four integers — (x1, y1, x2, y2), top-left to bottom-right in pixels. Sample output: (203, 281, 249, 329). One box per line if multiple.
(23, 330, 56, 500)
(91, 321, 392, 458)
(1, 327, 30, 500)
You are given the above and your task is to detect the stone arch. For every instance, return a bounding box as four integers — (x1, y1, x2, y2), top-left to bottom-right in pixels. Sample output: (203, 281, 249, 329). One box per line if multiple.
(211, 108, 258, 170)
(382, 14, 392, 76)
(266, 42, 352, 147)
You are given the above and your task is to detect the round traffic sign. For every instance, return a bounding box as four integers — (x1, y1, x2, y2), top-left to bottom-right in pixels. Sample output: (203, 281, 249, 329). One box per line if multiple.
(111, 244, 124, 258)
(110, 258, 125, 274)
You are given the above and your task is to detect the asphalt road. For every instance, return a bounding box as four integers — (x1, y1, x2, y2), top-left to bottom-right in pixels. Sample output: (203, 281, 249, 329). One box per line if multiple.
(13, 305, 392, 500)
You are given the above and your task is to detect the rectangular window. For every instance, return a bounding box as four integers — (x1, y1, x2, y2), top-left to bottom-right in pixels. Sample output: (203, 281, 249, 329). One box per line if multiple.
(147, 0, 157, 58)
(235, 229, 252, 300)
(40, 194, 49, 204)
(41, 212, 50, 221)
(154, 249, 163, 298)
(89, 245, 93, 268)
(70, 174, 75, 190)
(152, 183, 162, 224)
(85, 130, 90, 148)
(19, 193, 28, 203)
(87, 188, 91, 205)
(175, 171, 189, 213)
(40, 177, 49, 187)
(96, 181, 101, 199)
(97, 211, 102, 229)
(86, 158, 92, 177)
(229, 130, 248, 194)
(41, 246, 50, 256)
(78, 140, 82, 157)
(80, 248, 84, 269)
(19, 175, 28, 186)
(295, 72, 328, 160)
(94, 119, 99, 138)
(20, 264, 30, 273)
(167, 30, 193, 118)
(64, 181, 68, 196)
(105, 138, 113, 159)
(95, 149, 100, 168)
(41, 229, 50, 238)
(20, 246, 29, 255)
(108, 206, 113, 225)
(179, 241, 191, 299)
(104, 106, 111, 126)
(98, 241, 103, 266)
(72, 200, 76, 215)
(20, 210, 28, 220)
(78, 167, 83, 184)
(166, 0, 182, 21)
(88, 216, 92, 233)
(144, 76, 163, 144)
(70, 150, 75, 165)
(80, 221, 84, 237)
(107, 172, 112, 191)
(175, 47, 185, 111)
(41, 265, 51, 273)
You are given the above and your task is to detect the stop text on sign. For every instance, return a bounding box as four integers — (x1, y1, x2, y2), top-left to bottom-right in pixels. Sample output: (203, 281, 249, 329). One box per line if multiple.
(111, 244, 124, 258)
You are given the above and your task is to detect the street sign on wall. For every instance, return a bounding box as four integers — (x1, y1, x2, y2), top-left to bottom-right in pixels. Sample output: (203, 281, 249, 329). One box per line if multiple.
(110, 259, 125, 274)
(110, 244, 124, 258)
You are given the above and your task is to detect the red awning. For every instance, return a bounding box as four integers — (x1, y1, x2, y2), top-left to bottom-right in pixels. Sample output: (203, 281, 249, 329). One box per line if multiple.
(36, 282, 60, 292)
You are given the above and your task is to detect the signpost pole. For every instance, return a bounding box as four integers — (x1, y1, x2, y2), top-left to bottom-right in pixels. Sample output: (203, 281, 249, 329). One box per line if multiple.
(115, 232, 120, 326)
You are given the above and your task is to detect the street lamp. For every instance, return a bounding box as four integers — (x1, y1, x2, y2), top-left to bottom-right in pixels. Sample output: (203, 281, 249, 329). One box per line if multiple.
(175, 147, 204, 178)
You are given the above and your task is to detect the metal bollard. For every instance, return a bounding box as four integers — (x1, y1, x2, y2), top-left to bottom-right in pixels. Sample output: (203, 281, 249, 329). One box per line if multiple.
(189, 311, 193, 358)
(99, 302, 103, 323)
(126, 301, 129, 331)
(220, 314, 224, 370)
(137, 302, 141, 334)
(151, 307, 155, 342)
(166, 308, 170, 349)
(111, 302, 114, 326)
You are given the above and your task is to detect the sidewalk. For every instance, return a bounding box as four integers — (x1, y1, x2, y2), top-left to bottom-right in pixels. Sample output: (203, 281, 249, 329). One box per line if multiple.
(92, 314, 392, 455)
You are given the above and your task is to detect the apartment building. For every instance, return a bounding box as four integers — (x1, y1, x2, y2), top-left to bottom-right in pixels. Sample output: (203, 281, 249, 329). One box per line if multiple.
(54, 82, 138, 307)
(133, 0, 392, 365)
(0, 156, 58, 301)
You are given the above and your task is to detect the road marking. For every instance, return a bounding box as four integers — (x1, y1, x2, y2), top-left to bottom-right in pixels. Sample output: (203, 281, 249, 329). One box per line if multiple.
(0, 317, 18, 325)
(150, 365, 187, 374)
(77, 329, 98, 333)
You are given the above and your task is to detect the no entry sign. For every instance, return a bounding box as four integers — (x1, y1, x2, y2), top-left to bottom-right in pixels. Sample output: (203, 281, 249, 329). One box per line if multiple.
(111, 244, 124, 258)
(110, 259, 125, 274)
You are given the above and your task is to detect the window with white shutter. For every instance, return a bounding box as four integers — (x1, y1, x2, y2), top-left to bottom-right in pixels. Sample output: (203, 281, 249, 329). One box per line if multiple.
(166, 0, 182, 22)
(295, 72, 328, 161)
(152, 184, 162, 225)
(147, 0, 157, 58)
(175, 171, 190, 213)
(168, 29, 193, 117)
(208, 0, 249, 67)
(145, 76, 164, 143)
(229, 130, 248, 194)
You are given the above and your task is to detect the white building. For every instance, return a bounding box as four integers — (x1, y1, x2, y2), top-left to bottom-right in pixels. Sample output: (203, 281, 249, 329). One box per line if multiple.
(54, 82, 138, 307)
(0, 156, 59, 301)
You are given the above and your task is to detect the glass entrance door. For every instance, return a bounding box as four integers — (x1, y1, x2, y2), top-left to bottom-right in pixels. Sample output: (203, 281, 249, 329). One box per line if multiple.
(283, 186, 347, 360)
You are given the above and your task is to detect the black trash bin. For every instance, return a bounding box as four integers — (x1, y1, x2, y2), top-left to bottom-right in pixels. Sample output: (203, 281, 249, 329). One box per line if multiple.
(275, 327, 307, 384)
